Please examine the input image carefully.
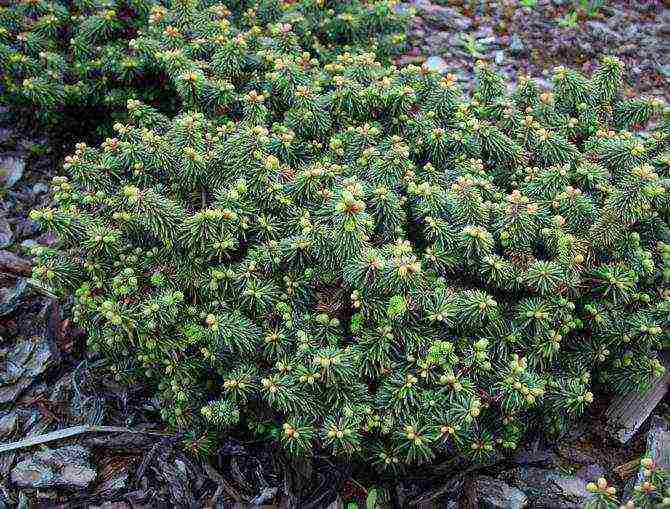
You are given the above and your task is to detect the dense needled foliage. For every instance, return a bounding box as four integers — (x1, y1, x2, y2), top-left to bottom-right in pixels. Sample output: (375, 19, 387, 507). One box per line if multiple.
(28, 1, 670, 469)
(0, 0, 411, 123)
(585, 460, 670, 509)
(0, 0, 157, 122)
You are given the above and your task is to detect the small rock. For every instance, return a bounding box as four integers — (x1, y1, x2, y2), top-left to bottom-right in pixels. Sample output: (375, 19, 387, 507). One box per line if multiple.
(11, 445, 96, 490)
(394, 2, 413, 15)
(412, 27, 426, 38)
(0, 156, 25, 189)
(32, 183, 49, 196)
(423, 31, 453, 54)
(411, 0, 431, 9)
(509, 34, 526, 55)
(585, 21, 621, 42)
(575, 40, 594, 56)
(20, 239, 37, 250)
(475, 25, 495, 39)
(505, 467, 592, 508)
(450, 15, 474, 32)
(494, 50, 505, 65)
(467, 476, 528, 508)
(576, 463, 606, 481)
(623, 24, 642, 40)
(396, 54, 424, 67)
(418, 4, 473, 31)
(0, 215, 11, 248)
(423, 55, 448, 74)
(659, 64, 670, 80)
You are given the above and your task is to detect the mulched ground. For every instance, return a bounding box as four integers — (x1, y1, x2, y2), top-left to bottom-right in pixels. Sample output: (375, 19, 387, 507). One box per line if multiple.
(402, 0, 669, 99)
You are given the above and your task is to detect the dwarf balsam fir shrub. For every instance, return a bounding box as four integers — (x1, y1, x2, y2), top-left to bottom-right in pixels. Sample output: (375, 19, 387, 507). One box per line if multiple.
(0, 0, 410, 121)
(123, 0, 411, 113)
(0, 0, 156, 120)
(29, 8, 670, 466)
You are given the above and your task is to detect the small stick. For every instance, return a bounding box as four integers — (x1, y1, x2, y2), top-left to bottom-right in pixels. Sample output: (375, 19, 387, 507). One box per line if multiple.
(0, 425, 171, 454)
(613, 458, 640, 480)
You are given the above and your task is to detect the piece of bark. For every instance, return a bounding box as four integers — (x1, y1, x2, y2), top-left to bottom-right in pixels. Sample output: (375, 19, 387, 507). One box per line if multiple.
(640, 416, 670, 471)
(605, 351, 670, 443)
(613, 459, 640, 481)
(0, 250, 31, 276)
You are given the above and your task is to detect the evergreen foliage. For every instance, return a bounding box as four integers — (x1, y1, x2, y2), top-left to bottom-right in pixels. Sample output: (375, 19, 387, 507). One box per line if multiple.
(26, 1, 670, 468)
(585, 459, 670, 509)
(0, 0, 157, 120)
(0, 0, 410, 121)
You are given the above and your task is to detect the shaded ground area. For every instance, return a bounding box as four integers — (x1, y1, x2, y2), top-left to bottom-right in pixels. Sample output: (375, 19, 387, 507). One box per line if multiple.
(402, 0, 668, 99)
(1, 1, 669, 506)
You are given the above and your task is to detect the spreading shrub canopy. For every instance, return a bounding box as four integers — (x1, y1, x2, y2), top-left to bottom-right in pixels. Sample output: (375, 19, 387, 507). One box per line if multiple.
(0, 0, 410, 120)
(26, 0, 670, 468)
(0, 0, 157, 117)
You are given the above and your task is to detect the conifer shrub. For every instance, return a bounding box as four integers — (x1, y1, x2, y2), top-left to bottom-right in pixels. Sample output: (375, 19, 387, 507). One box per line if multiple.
(0, 0, 156, 120)
(0, 0, 410, 122)
(29, 27, 670, 468)
(126, 0, 411, 113)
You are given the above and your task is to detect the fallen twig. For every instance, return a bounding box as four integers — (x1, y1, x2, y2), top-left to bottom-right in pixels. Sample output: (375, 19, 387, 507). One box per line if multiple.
(203, 461, 244, 503)
(0, 425, 171, 454)
(614, 458, 640, 480)
(25, 277, 58, 299)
